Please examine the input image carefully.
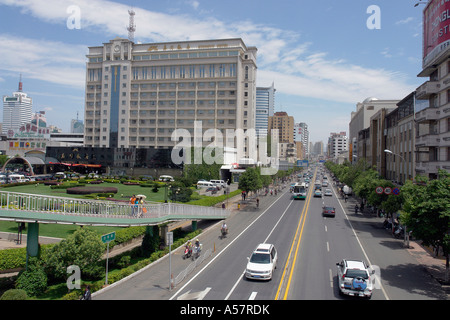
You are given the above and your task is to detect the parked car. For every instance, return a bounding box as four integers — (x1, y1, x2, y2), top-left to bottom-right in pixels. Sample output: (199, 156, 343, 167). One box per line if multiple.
(322, 206, 336, 217)
(336, 259, 374, 299)
(245, 243, 278, 280)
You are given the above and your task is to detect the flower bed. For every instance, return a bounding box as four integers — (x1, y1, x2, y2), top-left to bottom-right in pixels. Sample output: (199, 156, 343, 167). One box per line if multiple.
(66, 186, 118, 195)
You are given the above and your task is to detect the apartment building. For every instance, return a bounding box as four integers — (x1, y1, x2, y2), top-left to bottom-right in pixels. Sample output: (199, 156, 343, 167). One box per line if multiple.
(84, 37, 257, 158)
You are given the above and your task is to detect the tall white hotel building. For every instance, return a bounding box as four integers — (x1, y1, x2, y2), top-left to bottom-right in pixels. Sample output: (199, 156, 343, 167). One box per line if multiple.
(2, 79, 32, 135)
(84, 37, 257, 157)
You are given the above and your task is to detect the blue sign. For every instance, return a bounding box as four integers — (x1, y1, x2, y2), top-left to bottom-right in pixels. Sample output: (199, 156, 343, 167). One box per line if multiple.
(392, 187, 400, 195)
(296, 160, 309, 167)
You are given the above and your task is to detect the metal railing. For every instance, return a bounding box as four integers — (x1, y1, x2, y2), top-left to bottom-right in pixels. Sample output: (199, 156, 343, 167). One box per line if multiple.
(0, 191, 229, 221)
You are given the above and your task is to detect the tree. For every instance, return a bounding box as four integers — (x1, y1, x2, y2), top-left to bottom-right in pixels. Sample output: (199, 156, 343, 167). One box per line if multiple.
(44, 227, 104, 281)
(238, 167, 262, 195)
(401, 170, 450, 283)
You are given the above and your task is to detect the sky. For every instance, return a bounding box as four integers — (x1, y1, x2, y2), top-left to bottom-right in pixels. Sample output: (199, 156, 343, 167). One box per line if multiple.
(0, 0, 428, 146)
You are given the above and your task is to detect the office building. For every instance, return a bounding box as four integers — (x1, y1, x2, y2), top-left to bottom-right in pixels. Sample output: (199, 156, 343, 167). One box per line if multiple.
(2, 77, 32, 135)
(256, 83, 275, 137)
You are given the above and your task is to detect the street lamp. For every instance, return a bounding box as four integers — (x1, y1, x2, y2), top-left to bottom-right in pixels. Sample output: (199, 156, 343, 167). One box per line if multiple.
(384, 149, 410, 248)
(414, 0, 427, 7)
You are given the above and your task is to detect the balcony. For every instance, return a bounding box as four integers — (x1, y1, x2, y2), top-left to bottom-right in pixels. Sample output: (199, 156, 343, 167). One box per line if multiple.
(415, 134, 440, 147)
(415, 107, 440, 123)
(415, 81, 440, 100)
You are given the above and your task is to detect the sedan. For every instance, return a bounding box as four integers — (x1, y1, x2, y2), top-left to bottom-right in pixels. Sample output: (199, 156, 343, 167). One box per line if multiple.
(322, 206, 336, 217)
(314, 189, 322, 197)
(324, 189, 332, 196)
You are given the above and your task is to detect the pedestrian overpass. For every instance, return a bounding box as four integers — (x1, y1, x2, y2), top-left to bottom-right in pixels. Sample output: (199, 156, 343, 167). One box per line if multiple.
(0, 191, 230, 257)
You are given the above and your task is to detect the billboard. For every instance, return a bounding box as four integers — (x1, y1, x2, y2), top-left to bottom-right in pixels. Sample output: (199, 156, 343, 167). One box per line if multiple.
(423, 0, 450, 68)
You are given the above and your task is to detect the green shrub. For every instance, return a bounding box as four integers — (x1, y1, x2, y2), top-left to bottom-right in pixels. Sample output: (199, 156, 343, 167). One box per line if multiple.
(0, 247, 27, 270)
(15, 265, 47, 297)
(0, 289, 28, 300)
(61, 290, 82, 300)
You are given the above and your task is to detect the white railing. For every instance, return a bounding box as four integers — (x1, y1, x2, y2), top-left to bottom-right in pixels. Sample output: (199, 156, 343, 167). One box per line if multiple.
(0, 191, 229, 221)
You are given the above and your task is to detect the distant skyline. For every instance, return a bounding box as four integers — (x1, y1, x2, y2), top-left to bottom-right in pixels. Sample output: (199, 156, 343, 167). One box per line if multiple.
(0, 0, 426, 145)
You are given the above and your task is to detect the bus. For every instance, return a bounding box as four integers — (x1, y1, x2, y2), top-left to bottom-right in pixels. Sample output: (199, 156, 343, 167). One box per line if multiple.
(292, 182, 307, 200)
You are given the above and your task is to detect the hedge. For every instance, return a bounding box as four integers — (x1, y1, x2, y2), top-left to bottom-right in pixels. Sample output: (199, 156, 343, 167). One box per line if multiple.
(0, 227, 147, 271)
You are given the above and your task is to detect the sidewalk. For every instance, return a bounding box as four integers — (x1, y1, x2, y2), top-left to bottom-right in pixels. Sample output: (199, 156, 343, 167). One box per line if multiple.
(342, 193, 449, 293)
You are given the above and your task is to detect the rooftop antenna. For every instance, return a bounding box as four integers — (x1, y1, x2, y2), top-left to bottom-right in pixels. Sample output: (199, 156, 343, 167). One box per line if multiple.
(18, 74, 23, 92)
(127, 10, 136, 42)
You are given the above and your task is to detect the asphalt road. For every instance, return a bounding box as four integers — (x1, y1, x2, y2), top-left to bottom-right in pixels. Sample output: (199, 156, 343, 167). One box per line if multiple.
(95, 167, 447, 301)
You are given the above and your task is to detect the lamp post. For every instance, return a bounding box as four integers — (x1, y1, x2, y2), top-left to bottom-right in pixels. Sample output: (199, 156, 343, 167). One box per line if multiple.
(384, 149, 410, 248)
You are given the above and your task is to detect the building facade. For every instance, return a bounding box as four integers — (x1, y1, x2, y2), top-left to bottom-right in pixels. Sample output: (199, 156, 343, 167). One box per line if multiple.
(255, 83, 275, 137)
(385, 92, 416, 184)
(349, 97, 399, 163)
(294, 122, 309, 159)
(84, 37, 257, 160)
(415, 0, 450, 178)
(2, 79, 32, 135)
(327, 132, 348, 159)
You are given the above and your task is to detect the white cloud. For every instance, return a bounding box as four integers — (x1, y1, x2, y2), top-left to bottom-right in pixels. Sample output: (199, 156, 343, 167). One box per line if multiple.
(0, 0, 416, 105)
(0, 34, 86, 88)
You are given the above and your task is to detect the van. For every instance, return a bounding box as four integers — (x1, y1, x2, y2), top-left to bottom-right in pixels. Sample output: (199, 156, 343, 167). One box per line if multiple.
(197, 181, 214, 188)
(8, 174, 28, 183)
(159, 175, 174, 182)
(210, 180, 226, 188)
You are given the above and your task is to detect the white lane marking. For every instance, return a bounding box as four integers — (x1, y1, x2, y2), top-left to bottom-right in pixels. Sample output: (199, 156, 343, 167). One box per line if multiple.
(169, 191, 289, 300)
(249, 292, 258, 300)
(225, 200, 295, 300)
(329, 269, 333, 288)
(327, 241, 330, 252)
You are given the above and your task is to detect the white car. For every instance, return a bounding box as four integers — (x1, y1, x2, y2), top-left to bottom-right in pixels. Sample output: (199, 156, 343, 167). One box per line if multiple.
(324, 189, 332, 196)
(336, 259, 374, 299)
(245, 243, 277, 280)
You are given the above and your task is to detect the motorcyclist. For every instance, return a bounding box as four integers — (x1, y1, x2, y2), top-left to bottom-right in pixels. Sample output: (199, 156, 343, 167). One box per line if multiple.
(221, 221, 228, 234)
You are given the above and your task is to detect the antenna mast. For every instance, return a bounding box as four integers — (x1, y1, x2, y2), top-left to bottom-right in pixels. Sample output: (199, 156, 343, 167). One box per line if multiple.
(127, 10, 136, 42)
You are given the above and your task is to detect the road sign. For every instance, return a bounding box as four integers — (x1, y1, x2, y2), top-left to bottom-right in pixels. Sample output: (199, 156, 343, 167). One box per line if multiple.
(392, 187, 400, 195)
(384, 187, 392, 195)
(375, 186, 384, 194)
(101, 232, 116, 243)
(166, 231, 173, 246)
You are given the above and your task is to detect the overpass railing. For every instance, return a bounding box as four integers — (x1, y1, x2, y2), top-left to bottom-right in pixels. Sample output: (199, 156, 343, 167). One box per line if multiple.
(0, 191, 229, 220)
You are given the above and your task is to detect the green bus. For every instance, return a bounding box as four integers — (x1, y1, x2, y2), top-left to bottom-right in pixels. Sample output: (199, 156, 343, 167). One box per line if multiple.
(292, 182, 307, 200)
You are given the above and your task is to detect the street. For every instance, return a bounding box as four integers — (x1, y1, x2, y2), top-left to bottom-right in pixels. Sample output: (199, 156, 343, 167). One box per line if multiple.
(95, 169, 447, 301)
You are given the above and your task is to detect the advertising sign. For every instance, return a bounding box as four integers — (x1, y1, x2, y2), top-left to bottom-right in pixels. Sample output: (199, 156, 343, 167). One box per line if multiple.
(423, 0, 450, 68)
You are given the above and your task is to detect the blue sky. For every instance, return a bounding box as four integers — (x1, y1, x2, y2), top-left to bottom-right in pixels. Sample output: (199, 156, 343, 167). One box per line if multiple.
(0, 0, 426, 145)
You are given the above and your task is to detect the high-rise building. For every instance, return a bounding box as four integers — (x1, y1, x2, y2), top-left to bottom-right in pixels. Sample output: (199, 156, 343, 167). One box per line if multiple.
(328, 131, 348, 159)
(2, 77, 32, 135)
(268, 111, 294, 143)
(294, 122, 309, 159)
(256, 83, 275, 137)
(84, 37, 257, 158)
